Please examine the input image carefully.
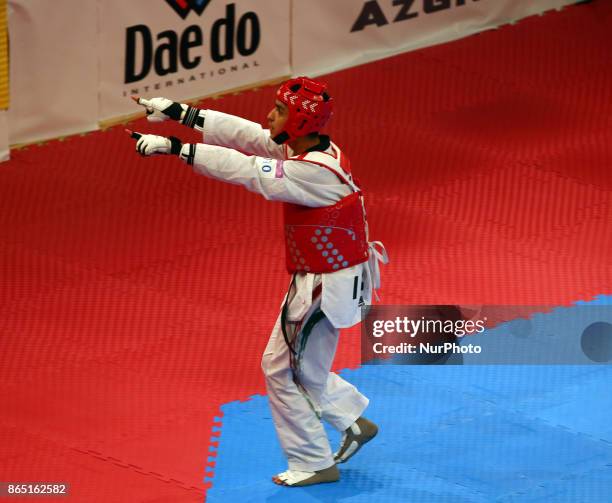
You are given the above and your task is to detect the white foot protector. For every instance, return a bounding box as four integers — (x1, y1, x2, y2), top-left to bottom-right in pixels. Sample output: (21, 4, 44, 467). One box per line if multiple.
(273, 470, 316, 486)
(272, 465, 339, 487)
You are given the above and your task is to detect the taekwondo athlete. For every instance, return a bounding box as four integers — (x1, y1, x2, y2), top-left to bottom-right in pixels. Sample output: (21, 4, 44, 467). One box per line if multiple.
(127, 76, 388, 487)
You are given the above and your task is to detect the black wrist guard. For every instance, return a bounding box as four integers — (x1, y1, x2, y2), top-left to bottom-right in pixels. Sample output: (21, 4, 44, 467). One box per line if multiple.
(168, 136, 183, 156)
(161, 102, 184, 121)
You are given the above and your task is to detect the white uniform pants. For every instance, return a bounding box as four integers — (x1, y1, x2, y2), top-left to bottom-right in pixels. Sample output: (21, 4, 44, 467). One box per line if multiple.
(261, 280, 369, 472)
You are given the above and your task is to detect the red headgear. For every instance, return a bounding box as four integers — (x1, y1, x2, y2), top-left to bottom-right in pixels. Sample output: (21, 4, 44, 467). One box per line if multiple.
(273, 76, 334, 144)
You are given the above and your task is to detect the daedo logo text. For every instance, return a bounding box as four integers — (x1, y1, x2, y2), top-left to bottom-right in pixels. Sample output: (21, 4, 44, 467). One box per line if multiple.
(125, 2, 260, 84)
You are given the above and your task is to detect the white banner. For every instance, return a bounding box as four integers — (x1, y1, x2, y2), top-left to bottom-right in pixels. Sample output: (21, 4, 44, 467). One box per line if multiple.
(292, 0, 578, 77)
(7, 0, 99, 145)
(99, 0, 290, 121)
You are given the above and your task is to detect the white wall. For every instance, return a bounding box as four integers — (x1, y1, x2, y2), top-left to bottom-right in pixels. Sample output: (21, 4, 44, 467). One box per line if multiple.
(98, 0, 290, 121)
(4, 0, 578, 149)
(7, 0, 98, 145)
(292, 0, 578, 77)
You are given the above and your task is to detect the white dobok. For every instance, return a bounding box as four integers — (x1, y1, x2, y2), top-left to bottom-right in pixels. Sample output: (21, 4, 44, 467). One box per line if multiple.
(180, 109, 387, 471)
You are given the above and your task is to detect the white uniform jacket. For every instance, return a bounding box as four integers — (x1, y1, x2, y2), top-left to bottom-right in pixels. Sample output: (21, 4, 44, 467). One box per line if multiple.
(179, 110, 387, 328)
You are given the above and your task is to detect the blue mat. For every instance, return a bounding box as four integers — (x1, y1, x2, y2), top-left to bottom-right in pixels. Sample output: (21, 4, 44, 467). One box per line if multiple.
(206, 366, 612, 502)
(206, 298, 612, 502)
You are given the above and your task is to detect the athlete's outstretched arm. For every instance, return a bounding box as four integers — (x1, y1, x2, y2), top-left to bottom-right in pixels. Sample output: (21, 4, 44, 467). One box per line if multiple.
(127, 130, 344, 207)
(131, 96, 284, 159)
(199, 109, 285, 160)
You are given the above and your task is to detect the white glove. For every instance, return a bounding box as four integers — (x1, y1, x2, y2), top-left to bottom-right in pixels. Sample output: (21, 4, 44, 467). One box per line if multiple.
(131, 96, 203, 129)
(132, 96, 182, 122)
(126, 130, 183, 157)
(132, 96, 186, 123)
(136, 134, 171, 156)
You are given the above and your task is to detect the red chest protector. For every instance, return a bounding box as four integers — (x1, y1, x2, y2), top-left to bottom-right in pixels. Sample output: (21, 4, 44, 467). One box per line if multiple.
(284, 146, 369, 274)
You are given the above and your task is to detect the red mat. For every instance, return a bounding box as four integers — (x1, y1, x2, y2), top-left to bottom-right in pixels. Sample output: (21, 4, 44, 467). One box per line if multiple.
(1, 2, 611, 501)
